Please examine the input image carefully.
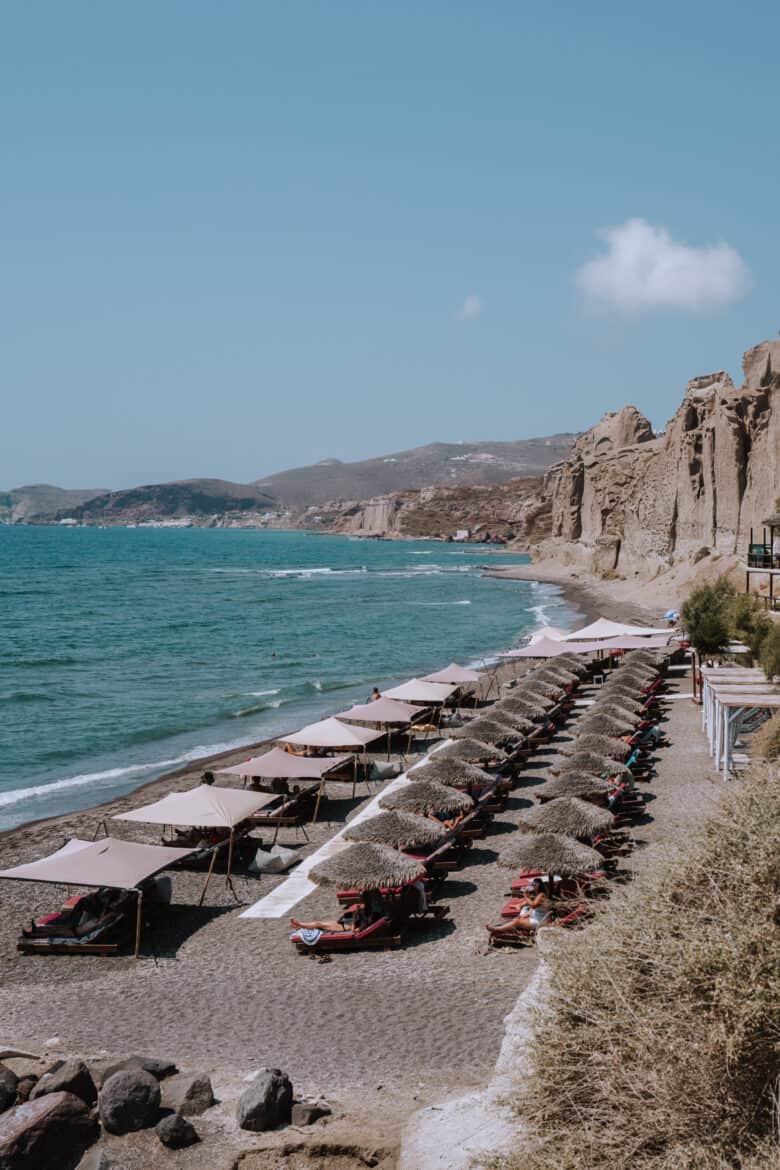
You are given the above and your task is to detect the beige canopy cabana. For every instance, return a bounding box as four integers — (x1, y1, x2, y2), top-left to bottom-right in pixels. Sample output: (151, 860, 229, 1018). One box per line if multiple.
(529, 626, 568, 644)
(0, 837, 195, 958)
(562, 618, 670, 640)
(280, 717, 385, 751)
(114, 783, 275, 899)
(421, 663, 481, 685)
(502, 637, 601, 659)
(336, 698, 420, 725)
(218, 747, 353, 782)
(382, 679, 457, 704)
(280, 717, 386, 799)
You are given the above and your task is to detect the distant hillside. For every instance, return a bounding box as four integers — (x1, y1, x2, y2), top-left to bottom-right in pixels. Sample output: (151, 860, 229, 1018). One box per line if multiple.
(0, 484, 106, 523)
(252, 436, 575, 508)
(51, 479, 275, 525)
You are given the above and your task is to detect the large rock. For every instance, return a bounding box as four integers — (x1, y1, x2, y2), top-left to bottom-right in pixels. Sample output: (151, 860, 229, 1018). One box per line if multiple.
(0, 1067, 18, 1115)
(160, 1073, 214, 1117)
(155, 1113, 199, 1149)
(90, 1055, 177, 1089)
(237, 1069, 293, 1132)
(291, 1099, 331, 1126)
(0, 1091, 98, 1170)
(31, 1059, 97, 1106)
(542, 339, 780, 578)
(99, 1069, 160, 1135)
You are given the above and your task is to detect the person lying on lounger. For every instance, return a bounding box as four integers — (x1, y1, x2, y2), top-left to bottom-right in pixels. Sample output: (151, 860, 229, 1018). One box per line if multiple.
(290, 895, 374, 935)
(428, 809, 467, 831)
(487, 879, 551, 935)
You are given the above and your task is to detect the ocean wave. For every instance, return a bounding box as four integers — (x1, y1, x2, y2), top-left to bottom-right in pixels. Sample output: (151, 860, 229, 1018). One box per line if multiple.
(244, 689, 281, 697)
(409, 600, 472, 607)
(0, 690, 56, 705)
(0, 738, 246, 811)
(232, 699, 284, 718)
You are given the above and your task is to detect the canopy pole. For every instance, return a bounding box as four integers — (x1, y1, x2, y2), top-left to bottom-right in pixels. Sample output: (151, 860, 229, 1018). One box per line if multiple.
(198, 845, 219, 906)
(226, 829, 235, 886)
(134, 891, 143, 960)
(312, 780, 324, 825)
(352, 756, 358, 800)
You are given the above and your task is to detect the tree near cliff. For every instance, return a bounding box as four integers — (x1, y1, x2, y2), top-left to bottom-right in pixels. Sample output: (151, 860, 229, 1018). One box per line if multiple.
(759, 622, 780, 680)
(682, 579, 733, 657)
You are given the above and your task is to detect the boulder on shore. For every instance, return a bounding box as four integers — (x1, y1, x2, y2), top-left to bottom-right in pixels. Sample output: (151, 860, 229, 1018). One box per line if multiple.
(90, 1055, 177, 1089)
(156, 1113, 200, 1149)
(0, 1067, 18, 1114)
(237, 1068, 292, 1132)
(160, 1072, 214, 1117)
(0, 1090, 98, 1170)
(99, 1068, 160, 1135)
(31, 1059, 97, 1106)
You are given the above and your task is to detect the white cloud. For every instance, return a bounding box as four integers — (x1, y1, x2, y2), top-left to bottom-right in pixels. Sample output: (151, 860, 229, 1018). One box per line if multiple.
(574, 218, 751, 312)
(458, 294, 482, 320)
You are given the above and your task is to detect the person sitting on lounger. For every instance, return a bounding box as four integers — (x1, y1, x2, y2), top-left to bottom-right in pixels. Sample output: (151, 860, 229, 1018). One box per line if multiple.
(488, 879, 551, 935)
(290, 895, 373, 935)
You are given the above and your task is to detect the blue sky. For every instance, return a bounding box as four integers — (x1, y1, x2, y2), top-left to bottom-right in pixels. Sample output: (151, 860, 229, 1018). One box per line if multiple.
(2, 1, 779, 489)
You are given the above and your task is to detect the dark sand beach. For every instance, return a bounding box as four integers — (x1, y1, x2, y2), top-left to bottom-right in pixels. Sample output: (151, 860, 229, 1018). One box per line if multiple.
(0, 572, 720, 1168)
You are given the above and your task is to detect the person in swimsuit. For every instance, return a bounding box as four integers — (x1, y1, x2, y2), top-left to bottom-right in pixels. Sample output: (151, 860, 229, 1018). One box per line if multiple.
(488, 878, 551, 935)
(290, 895, 372, 935)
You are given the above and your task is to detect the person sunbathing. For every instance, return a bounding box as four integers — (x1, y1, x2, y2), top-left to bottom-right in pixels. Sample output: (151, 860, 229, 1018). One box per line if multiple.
(488, 879, 551, 935)
(290, 899, 372, 935)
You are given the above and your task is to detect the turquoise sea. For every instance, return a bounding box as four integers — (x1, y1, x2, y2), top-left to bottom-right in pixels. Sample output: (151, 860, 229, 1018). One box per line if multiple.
(0, 527, 578, 830)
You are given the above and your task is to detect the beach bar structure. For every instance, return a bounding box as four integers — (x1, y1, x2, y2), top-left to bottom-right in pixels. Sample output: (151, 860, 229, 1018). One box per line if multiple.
(743, 513, 780, 608)
(0, 837, 195, 958)
(700, 667, 780, 779)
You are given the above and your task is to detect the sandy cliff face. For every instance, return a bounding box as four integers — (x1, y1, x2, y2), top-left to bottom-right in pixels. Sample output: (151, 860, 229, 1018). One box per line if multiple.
(541, 340, 780, 577)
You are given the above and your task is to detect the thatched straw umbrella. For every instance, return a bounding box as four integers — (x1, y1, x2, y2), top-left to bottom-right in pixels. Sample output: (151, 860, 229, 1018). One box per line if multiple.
(517, 796, 615, 838)
(495, 698, 548, 721)
(579, 713, 635, 738)
(491, 703, 538, 732)
(561, 734, 631, 762)
(537, 773, 614, 802)
(521, 679, 563, 699)
(512, 686, 556, 709)
(452, 717, 520, 747)
(534, 667, 578, 686)
(310, 842, 426, 891)
(344, 810, 447, 852)
(380, 779, 473, 817)
(604, 669, 654, 690)
(433, 737, 509, 764)
(558, 751, 632, 780)
(497, 833, 603, 878)
(592, 691, 645, 714)
(413, 756, 492, 791)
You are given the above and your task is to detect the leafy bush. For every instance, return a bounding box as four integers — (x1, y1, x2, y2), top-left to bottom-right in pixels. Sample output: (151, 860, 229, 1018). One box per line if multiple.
(681, 578, 734, 657)
(760, 622, 780, 680)
(501, 764, 780, 1170)
(727, 593, 773, 660)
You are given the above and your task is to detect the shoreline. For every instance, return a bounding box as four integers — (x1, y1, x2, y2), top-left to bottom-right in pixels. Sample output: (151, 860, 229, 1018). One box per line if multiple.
(1, 573, 594, 842)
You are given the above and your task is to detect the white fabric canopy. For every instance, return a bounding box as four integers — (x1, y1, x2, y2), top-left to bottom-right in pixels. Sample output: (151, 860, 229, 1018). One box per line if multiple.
(382, 678, 457, 703)
(280, 717, 385, 750)
(421, 663, 481, 684)
(218, 748, 353, 780)
(529, 626, 567, 644)
(502, 636, 600, 659)
(0, 837, 194, 891)
(336, 698, 420, 724)
(562, 617, 671, 640)
(114, 784, 273, 828)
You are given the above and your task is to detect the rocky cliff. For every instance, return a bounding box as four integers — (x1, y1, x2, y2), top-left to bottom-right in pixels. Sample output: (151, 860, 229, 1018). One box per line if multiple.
(306, 476, 551, 543)
(540, 339, 780, 577)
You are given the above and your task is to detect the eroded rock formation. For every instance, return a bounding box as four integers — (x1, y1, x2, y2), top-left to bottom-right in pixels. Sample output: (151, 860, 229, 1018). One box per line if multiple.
(540, 340, 780, 577)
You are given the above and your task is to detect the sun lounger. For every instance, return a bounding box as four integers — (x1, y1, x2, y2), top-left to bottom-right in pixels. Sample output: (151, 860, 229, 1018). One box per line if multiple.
(487, 901, 590, 947)
(291, 915, 403, 953)
(18, 890, 136, 955)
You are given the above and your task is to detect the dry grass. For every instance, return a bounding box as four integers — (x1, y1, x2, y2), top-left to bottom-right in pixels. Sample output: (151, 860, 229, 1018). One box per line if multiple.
(752, 712, 780, 761)
(498, 764, 780, 1170)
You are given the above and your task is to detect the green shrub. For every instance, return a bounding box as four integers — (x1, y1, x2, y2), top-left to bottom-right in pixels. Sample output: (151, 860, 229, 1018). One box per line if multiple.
(727, 593, 772, 659)
(501, 765, 780, 1170)
(681, 578, 734, 658)
(760, 623, 780, 680)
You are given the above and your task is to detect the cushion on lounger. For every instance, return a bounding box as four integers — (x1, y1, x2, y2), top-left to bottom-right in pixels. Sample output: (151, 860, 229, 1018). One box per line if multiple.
(249, 846, 299, 875)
